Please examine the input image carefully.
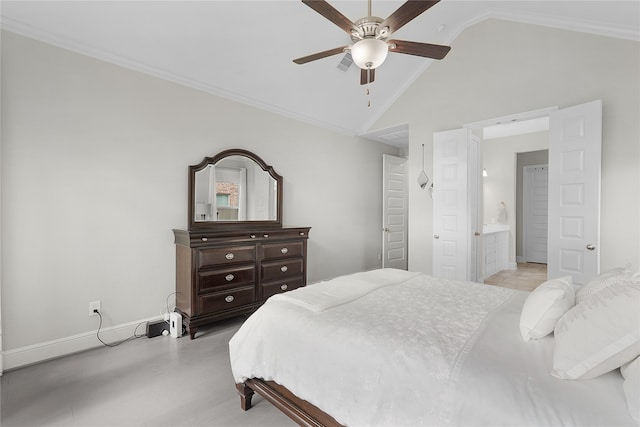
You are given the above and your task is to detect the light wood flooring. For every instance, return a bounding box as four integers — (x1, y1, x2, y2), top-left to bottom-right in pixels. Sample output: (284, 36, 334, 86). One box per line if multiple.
(2, 267, 548, 426)
(484, 262, 548, 291)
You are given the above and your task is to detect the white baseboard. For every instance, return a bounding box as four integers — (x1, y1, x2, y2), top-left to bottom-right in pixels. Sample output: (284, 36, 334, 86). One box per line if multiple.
(508, 262, 518, 270)
(2, 315, 161, 372)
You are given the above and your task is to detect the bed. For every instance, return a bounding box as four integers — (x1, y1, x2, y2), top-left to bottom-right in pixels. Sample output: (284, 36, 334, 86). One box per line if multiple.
(229, 268, 639, 427)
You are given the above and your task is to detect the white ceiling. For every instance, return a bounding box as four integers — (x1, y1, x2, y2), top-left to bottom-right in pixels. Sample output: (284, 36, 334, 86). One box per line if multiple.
(2, 1, 639, 138)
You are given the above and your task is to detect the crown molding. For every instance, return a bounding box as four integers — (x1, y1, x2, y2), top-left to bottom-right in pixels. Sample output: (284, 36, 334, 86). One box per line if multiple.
(489, 8, 640, 42)
(2, 5, 637, 138)
(0, 17, 359, 137)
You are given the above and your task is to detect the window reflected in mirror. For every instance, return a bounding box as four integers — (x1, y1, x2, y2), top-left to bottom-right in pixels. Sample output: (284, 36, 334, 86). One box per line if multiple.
(193, 155, 278, 222)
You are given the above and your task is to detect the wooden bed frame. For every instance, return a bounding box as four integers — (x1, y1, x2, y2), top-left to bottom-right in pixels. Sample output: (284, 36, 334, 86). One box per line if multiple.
(236, 378, 344, 427)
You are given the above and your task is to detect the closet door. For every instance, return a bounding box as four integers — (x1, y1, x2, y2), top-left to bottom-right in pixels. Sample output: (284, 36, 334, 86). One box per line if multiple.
(382, 154, 408, 270)
(523, 165, 549, 263)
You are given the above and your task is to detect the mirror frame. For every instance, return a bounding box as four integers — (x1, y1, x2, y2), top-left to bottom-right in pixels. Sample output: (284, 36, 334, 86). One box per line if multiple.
(188, 149, 283, 231)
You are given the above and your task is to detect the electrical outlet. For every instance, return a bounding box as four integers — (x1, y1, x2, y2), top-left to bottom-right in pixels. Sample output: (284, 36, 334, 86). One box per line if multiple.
(89, 300, 101, 316)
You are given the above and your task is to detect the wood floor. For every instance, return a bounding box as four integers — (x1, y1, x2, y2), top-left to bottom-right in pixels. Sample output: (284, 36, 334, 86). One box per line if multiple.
(1, 316, 297, 427)
(484, 262, 548, 291)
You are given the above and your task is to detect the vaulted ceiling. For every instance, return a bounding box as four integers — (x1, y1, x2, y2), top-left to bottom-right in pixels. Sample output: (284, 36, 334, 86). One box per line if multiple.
(2, 1, 639, 137)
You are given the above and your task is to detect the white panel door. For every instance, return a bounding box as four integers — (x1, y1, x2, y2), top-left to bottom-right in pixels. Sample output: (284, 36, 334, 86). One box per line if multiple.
(548, 100, 602, 285)
(382, 154, 408, 270)
(433, 129, 469, 280)
(524, 165, 549, 263)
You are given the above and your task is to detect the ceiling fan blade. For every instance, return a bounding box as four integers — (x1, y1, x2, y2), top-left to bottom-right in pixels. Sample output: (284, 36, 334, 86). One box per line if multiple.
(302, 0, 358, 35)
(360, 68, 376, 85)
(381, 1, 440, 34)
(293, 46, 349, 64)
(388, 39, 451, 60)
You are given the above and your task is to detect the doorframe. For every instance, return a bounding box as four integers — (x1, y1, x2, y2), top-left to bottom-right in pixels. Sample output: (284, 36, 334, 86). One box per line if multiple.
(464, 107, 558, 130)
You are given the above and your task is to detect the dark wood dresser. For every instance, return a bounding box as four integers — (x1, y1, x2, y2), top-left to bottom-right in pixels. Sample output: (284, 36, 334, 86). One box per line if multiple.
(173, 226, 310, 339)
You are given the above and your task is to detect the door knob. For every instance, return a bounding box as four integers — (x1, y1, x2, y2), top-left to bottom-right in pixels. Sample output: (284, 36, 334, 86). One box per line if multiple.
(586, 244, 596, 251)
(434, 234, 440, 239)
(382, 228, 390, 232)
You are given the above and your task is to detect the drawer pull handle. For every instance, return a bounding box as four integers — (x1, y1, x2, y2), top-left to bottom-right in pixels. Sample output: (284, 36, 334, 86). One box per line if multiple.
(250, 234, 256, 239)
(225, 274, 235, 282)
(280, 265, 288, 273)
(263, 234, 269, 238)
(225, 253, 234, 260)
(299, 232, 305, 236)
(281, 247, 289, 254)
(225, 295, 234, 303)
(280, 284, 288, 291)
(201, 237, 208, 241)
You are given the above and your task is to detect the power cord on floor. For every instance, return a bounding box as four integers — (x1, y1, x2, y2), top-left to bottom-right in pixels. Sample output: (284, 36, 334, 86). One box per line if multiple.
(162, 291, 177, 325)
(94, 309, 146, 348)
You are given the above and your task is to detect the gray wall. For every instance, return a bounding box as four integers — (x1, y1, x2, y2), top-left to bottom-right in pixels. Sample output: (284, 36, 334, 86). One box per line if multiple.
(0, 30, 398, 368)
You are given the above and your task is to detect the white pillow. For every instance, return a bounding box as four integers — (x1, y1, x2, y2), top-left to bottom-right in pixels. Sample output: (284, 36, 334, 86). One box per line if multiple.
(621, 357, 640, 423)
(552, 281, 640, 380)
(576, 267, 632, 304)
(519, 276, 574, 341)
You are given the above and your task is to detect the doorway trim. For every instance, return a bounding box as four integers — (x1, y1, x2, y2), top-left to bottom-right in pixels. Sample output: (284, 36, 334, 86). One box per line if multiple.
(463, 106, 559, 130)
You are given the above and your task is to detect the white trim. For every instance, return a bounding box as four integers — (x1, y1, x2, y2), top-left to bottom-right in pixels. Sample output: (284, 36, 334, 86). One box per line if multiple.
(2, 315, 161, 371)
(490, 9, 640, 42)
(0, 17, 358, 138)
(464, 106, 559, 130)
(3, 5, 633, 138)
(360, 123, 409, 148)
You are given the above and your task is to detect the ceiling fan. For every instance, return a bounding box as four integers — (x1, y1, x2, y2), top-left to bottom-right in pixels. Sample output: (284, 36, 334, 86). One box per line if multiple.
(293, 0, 451, 85)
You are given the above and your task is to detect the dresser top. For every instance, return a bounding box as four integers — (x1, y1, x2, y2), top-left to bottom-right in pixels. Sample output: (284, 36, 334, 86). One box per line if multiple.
(173, 226, 311, 247)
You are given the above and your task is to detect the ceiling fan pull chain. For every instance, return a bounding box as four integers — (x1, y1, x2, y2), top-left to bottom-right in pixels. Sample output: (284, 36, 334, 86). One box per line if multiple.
(366, 73, 371, 107)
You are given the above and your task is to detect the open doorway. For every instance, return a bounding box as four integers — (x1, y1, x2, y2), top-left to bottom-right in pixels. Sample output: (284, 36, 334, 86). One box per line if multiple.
(433, 101, 602, 286)
(481, 126, 550, 258)
(464, 107, 557, 286)
(476, 118, 550, 290)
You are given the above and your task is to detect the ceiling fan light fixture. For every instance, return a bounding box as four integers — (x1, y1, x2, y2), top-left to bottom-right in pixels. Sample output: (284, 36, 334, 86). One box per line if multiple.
(351, 38, 388, 69)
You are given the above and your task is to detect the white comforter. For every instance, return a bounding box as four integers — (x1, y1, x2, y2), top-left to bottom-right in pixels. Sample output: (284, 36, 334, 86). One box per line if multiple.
(229, 269, 635, 427)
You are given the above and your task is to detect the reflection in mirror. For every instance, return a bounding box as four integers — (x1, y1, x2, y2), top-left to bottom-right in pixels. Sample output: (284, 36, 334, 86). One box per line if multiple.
(193, 156, 278, 222)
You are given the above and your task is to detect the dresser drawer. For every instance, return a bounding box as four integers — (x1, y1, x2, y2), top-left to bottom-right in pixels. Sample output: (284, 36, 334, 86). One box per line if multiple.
(262, 241, 304, 261)
(198, 286, 256, 314)
(261, 257, 304, 281)
(198, 265, 255, 293)
(197, 245, 256, 269)
(262, 277, 304, 300)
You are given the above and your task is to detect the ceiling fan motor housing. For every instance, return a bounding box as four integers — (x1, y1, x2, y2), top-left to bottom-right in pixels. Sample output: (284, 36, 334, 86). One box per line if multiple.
(351, 16, 389, 41)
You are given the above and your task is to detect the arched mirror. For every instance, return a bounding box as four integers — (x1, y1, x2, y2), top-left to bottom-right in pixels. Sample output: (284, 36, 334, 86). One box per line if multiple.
(188, 149, 282, 230)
